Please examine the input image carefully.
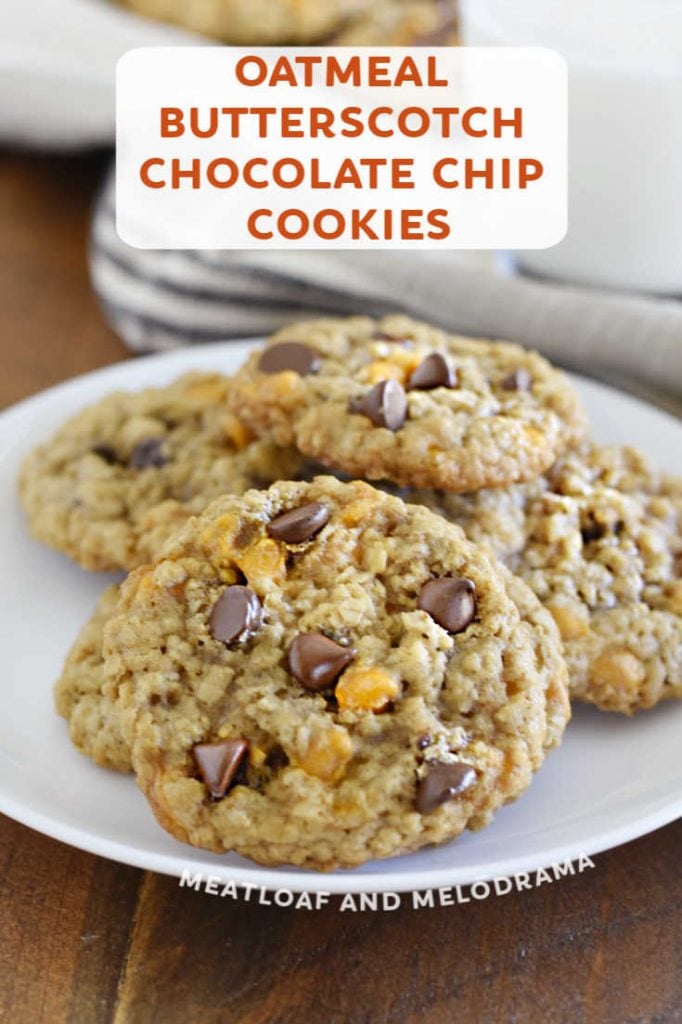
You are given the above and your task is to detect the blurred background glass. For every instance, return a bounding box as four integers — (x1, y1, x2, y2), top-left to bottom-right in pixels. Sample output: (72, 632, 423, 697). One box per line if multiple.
(461, 0, 682, 294)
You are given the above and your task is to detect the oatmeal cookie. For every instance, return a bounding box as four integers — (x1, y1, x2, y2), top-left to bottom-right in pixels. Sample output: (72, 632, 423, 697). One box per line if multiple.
(421, 444, 682, 714)
(118, 0, 364, 44)
(55, 586, 131, 773)
(229, 316, 588, 493)
(103, 477, 569, 869)
(334, 0, 458, 45)
(19, 372, 302, 572)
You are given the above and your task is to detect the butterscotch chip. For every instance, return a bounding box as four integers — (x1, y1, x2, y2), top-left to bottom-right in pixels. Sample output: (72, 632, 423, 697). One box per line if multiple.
(102, 477, 569, 870)
(418, 442, 682, 714)
(19, 372, 302, 571)
(548, 601, 590, 641)
(335, 666, 400, 712)
(588, 650, 646, 705)
(229, 316, 587, 492)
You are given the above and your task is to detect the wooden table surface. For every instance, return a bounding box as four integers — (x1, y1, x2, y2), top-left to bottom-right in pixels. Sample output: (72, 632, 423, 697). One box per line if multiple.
(0, 150, 680, 1024)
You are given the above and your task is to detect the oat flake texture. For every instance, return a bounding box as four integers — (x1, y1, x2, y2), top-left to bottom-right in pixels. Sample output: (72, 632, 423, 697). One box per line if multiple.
(229, 316, 588, 493)
(103, 477, 569, 870)
(19, 372, 302, 571)
(418, 444, 682, 714)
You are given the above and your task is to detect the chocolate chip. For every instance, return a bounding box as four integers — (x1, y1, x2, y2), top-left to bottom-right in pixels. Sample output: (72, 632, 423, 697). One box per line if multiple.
(416, 761, 476, 814)
(193, 738, 249, 800)
(581, 519, 606, 544)
(349, 380, 407, 431)
(265, 745, 289, 771)
(210, 586, 262, 646)
(267, 502, 329, 544)
(500, 368, 532, 392)
(408, 353, 458, 391)
(128, 437, 167, 469)
(418, 577, 476, 634)
(258, 342, 320, 376)
(417, 733, 433, 751)
(288, 633, 356, 691)
(92, 444, 118, 465)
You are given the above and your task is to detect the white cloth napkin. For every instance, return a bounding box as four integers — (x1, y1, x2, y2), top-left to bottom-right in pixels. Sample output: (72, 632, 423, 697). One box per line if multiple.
(90, 173, 682, 411)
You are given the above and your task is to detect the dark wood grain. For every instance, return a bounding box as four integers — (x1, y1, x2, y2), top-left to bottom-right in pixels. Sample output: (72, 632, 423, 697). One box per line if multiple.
(110, 821, 682, 1024)
(0, 151, 680, 1024)
(0, 816, 141, 1024)
(0, 151, 127, 407)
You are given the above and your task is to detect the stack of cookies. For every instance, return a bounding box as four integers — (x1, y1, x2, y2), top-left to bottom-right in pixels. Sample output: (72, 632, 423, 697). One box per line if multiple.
(19, 315, 682, 869)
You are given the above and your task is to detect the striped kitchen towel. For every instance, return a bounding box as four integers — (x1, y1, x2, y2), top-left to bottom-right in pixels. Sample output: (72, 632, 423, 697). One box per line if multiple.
(91, 170, 682, 410)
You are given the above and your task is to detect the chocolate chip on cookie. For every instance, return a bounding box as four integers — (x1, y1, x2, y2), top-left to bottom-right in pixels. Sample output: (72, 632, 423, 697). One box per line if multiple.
(288, 633, 356, 691)
(229, 317, 587, 492)
(103, 477, 569, 868)
(265, 745, 289, 771)
(350, 379, 407, 431)
(258, 342, 320, 376)
(210, 586, 262, 645)
(408, 353, 458, 391)
(19, 372, 303, 572)
(418, 577, 476, 634)
(92, 444, 118, 465)
(129, 437, 167, 469)
(193, 738, 249, 800)
(416, 761, 477, 813)
(580, 518, 607, 544)
(267, 502, 329, 543)
(500, 368, 532, 392)
(423, 441, 682, 714)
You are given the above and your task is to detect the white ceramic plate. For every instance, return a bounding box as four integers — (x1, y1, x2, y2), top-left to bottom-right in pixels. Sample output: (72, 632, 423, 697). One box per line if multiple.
(0, 341, 680, 894)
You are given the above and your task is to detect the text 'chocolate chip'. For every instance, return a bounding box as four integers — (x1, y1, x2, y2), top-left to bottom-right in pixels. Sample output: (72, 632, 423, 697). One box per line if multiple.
(267, 502, 329, 544)
(193, 738, 249, 800)
(288, 634, 356, 691)
(418, 577, 476, 634)
(258, 342, 320, 376)
(416, 761, 476, 814)
(128, 437, 167, 469)
(408, 353, 458, 391)
(350, 379, 407, 431)
(210, 586, 262, 646)
(500, 368, 532, 392)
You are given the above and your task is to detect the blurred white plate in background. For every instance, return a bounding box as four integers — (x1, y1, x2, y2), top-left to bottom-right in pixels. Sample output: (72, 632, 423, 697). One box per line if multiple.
(0, 0, 204, 147)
